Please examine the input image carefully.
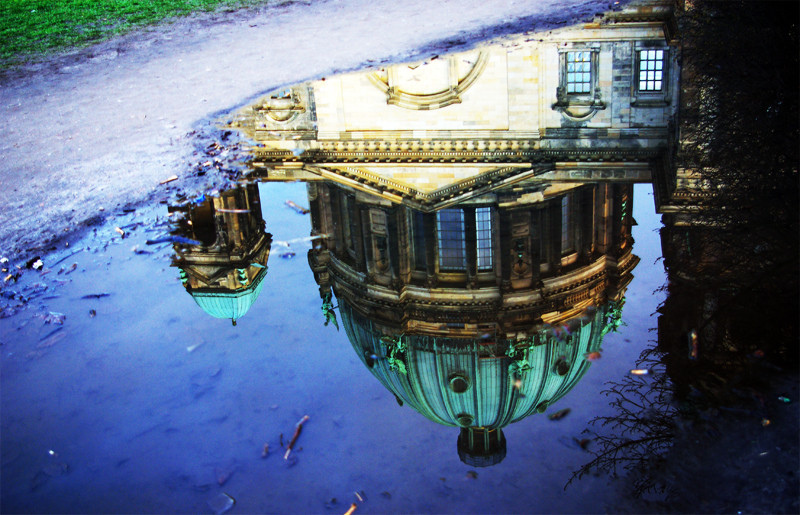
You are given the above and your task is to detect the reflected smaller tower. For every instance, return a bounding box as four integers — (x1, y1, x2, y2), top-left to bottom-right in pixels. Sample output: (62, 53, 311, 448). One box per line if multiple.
(169, 184, 272, 324)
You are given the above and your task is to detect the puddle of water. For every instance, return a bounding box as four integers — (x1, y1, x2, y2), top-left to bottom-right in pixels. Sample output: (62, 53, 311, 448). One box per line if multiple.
(2, 2, 797, 513)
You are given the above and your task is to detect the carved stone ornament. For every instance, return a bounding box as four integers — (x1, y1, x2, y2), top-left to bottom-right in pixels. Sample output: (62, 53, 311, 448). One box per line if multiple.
(368, 51, 489, 110)
(254, 88, 306, 123)
(552, 86, 606, 122)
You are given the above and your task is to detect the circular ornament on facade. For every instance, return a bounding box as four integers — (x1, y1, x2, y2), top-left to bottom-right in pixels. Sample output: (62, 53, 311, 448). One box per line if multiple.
(449, 374, 471, 393)
(456, 414, 474, 427)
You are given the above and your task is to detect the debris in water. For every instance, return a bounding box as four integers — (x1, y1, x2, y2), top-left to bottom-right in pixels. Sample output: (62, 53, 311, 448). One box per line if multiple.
(279, 251, 296, 259)
(285, 200, 310, 214)
(26, 256, 42, 269)
(89, 309, 97, 318)
(81, 293, 110, 299)
(630, 369, 649, 375)
(207, 492, 235, 515)
(343, 503, 357, 515)
(261, 443, 270, 458)
(115, 227, 126, 238)
(354, 491, 365, 502)
(584, 351, 601, 361)
(548, 408, 571, 421)
(38, 331, 65, 349)
(778, 396, 791, 403)
(214, 460, 237, 485)
(146, 235, 202, 246)
(64, 263, 78, 274)
(466, 470, 478, 479)
(761, 418, 771, 427)
(159, 175, 179, 185)
(380, 491, 391, 500)
(284, 415, 310, 460)
(186, 341, 205, 353)
(42, 312, 66, 325)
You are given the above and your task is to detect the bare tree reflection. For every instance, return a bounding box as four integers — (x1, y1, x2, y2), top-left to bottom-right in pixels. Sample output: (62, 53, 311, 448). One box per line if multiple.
(567, 348, 676, 497)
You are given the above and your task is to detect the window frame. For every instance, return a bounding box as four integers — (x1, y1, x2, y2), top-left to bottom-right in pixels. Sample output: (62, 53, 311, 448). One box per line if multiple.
(475, 206, 494, 272)
(556, 46, 601, 106)
(436, 208, 467, 272)
(632, 43, 671, 107)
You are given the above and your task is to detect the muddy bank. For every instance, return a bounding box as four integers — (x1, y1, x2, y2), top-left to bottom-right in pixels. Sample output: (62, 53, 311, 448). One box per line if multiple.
(0, 0, 618, 264)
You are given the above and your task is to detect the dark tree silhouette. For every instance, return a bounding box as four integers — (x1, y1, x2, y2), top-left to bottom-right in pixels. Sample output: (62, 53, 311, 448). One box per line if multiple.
(568, 1, 799, 507)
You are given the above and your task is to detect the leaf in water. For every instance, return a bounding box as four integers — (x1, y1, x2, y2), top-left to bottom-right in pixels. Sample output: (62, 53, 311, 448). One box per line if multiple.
(547, 408, 571, 421)
(584, 351, 601, 361)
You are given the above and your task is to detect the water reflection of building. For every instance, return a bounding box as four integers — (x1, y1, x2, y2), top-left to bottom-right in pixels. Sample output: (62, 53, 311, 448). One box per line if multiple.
(308, 181, 638, 465)
(169, 185, 272, 325)
(232, 1, 678, 208)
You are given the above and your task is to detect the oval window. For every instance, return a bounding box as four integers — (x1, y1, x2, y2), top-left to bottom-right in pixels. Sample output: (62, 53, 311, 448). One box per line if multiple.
(449, 374, 470, 393)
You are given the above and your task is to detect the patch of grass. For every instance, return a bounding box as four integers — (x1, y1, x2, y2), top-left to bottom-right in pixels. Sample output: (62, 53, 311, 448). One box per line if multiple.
(0, 0, 272, 66)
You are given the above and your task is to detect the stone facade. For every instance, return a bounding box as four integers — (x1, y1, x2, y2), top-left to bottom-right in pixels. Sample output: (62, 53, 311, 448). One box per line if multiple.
(232, 0, 681, 211)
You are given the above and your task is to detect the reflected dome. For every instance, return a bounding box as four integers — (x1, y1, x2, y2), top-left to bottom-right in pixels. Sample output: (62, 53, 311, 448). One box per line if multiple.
(339, 295, 622, 466)
(306, 178, 636, 465)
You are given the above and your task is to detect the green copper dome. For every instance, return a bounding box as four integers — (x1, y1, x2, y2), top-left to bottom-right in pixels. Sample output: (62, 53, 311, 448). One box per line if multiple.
(341, 301, 612, 430)
(189, 266, 268, 323)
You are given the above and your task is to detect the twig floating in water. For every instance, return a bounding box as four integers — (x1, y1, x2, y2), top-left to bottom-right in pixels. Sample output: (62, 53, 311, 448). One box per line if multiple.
(285, 200, 309, 214)
(81, 293, 110, 299)
(343, 503, 357, 515)
(159, 175, 178, 185)
(145, 236, 202, 246)
(52, 249, 84, 266)
(284, 415, 310, 460)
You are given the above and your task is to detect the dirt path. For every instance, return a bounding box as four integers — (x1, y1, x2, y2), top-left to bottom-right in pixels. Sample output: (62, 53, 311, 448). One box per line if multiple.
(0, 0, 612, 263)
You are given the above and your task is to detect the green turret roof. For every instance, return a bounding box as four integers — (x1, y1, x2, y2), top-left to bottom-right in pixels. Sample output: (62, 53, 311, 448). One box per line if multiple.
(189, 266, 268, 322)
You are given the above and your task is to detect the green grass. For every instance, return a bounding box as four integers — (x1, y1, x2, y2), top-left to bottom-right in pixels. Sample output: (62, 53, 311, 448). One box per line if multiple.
(0, 0, 272, 66)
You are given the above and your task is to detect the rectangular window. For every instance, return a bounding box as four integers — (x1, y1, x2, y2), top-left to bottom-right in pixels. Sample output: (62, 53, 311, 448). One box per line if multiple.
(475, 207, 493, 271)
(638, 49, 664, 92)
(561, 195, 574, 253)
(412, 210, 427, 270)
(566, 51, 592, 94)
(437, 209, 466, 270)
